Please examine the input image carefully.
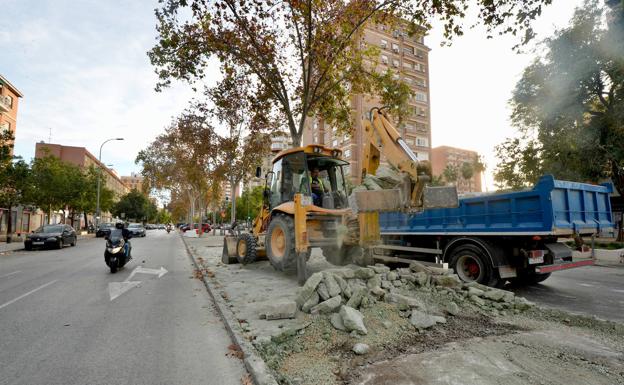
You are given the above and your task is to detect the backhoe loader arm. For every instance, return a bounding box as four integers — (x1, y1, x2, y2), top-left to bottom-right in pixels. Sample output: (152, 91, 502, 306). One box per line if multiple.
(361, 108, 431, 210)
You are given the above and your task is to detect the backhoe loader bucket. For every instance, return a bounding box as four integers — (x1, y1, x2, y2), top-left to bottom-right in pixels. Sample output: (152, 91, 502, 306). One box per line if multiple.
(349, 188, 406, 213)
(221, 235, 239, 264)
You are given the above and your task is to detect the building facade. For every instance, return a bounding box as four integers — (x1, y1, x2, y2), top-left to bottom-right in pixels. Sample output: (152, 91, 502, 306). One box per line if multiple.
(0, 75, 41, 241)
(35, 143, 130, 224)
(431, 145, 482, 194)
(121, 172, 144, 193)
(302, 22, 432, 182)
(0, 74, 23, 155)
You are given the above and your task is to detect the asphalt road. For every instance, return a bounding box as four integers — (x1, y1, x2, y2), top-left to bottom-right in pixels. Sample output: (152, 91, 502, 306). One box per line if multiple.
(0, 231, 246, 385)
(509, 264, 624, 323)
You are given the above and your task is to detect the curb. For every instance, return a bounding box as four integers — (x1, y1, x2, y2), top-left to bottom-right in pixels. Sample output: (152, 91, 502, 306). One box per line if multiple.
(180, 235, 279, 385)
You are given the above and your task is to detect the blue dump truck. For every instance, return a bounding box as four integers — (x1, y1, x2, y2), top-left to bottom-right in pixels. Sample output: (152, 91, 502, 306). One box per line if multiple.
(377, 175, 615, 287)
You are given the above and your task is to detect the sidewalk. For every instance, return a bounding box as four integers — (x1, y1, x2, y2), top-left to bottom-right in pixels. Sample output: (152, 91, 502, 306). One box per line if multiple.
(0, 233, 96, 254)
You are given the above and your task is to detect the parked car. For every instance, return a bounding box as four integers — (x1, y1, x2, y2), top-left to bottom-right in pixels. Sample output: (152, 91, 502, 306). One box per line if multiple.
(156, 224, 166, 229)
(24, 224, 77, 250)
(128, 223, 146, 237)
(96, 223, 115, 238)
(145, 224, 157, 230)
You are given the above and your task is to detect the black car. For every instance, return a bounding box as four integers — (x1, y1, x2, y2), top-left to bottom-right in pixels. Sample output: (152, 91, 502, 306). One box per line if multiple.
(24, 224, 77, 250)
(96, 223, 115, 238)
(128, 223, 146, 237)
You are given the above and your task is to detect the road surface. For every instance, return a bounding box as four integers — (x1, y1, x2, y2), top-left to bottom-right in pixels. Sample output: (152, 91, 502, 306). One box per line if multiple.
(0, 231, 246, 385)
(509, 264, 624, 323)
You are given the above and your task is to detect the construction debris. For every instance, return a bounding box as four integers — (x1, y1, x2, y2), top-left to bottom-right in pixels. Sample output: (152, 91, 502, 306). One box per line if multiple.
(294, 261, 534, 335)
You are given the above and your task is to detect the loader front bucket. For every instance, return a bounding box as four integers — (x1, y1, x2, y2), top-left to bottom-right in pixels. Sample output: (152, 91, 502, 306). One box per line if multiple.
(221, 235, 239, 264)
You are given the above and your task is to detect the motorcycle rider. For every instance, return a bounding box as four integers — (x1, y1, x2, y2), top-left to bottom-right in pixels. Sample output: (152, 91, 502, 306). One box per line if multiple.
(111, 222, 132, 257)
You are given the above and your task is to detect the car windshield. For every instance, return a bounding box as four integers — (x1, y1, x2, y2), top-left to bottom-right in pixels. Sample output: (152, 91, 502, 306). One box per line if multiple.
(36, 225, 64, 233)
(129, 224, 142, 228)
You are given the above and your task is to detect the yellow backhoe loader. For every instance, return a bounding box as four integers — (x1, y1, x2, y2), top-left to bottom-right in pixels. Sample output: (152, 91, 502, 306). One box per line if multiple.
(223, 107, 458, 284)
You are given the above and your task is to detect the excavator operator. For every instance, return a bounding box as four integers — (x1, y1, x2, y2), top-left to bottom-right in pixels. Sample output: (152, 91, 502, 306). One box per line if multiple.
(300, 167, 328, 206)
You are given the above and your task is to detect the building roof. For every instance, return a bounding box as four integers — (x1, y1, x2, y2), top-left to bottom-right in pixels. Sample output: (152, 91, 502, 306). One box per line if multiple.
(0, 74, 24, 97)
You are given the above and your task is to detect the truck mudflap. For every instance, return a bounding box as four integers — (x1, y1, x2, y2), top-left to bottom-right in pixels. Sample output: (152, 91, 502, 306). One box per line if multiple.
(535, 259, 594, 274)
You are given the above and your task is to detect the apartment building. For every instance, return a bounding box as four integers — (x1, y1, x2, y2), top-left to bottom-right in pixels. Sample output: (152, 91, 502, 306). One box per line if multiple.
(431, 145, 482, 194)
(121, 172, 144, 193)
(246, 133, 291, 190)
(35, 143, 130, 199)
(0, 74, 23, 155)
(303, 22, 432, 182)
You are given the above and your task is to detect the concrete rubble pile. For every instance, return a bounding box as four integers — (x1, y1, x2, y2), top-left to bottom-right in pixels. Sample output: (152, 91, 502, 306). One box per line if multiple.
(350, 165, 404, 193)
(294, 261, 534, 334)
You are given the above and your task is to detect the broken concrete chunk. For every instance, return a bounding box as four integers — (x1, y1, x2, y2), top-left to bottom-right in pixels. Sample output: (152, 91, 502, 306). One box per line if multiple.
(371, 264, 390, 274)
(354, 267, 375, 280)
(409, 310, 438, 329)
(470, 295, 485, 306)
(340, 305, 367, 335)
(296, 272, 324, 306)
(367, 274, 382, 289)
(311, 295, 342, 314)
(431, 315, 447, 324)
(483, 289, 506, 302)
(387, 271, 398, 281)
(317, 282, 331, 301)
(301, 291, 320, 313)
(385, 293, 425, 309)
(370, 286, 386, 298)
(263, 301, 297, 320)
(413, 271, 428, 286)
(334, 274, 348, 293)
(381, 280, 392, 289)
(330, 313, 346, 331)
(352, 343, 370, 355)
(346, 287, 367, 309)
(468, 287, 485, 297)
(514, 297, 534, 310)
(324, 273, 342, 298)
(446, 302, 461, 316)
(431, 274, 463, 289)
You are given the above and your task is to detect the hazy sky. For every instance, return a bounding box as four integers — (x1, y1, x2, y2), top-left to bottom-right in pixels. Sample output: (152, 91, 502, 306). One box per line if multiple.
(1, 0, 586, 189)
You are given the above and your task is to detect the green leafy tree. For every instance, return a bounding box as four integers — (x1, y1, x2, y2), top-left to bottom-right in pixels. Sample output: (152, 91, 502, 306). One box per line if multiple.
(0, 160, 30, 242)
(113, 190, 157, 222)
(460, 162, 475, 191)
(236, 186, 265, 222)
(149, 0, 553, 145)
(29, 156, 80, 224)
(442, 164, 459, 186)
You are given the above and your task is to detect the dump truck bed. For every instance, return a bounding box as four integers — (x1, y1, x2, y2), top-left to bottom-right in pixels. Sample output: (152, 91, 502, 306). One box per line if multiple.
(380, 175, 614, 236)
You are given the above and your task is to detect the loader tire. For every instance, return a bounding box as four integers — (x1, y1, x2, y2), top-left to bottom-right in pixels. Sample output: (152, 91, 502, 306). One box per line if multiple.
(236, 233, 258, 265)
(322, 245, 361, 266)
(267, 214, 310, 271)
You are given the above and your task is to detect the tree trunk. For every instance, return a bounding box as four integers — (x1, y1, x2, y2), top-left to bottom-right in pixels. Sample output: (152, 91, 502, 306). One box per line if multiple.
(48, 205, 52, 224)
(617, 215, 624, 242)
(230, 176, 237, 225)
(6, 205, 12, 243)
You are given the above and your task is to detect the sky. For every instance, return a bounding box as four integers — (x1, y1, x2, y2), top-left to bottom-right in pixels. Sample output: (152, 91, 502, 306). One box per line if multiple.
(1, 0, 586, 189)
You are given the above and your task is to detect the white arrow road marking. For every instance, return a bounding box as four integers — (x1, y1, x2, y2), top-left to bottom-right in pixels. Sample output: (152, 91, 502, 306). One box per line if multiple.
(127, 266, 168, 281)
(108, 266, 167, 301)
(0, 280, 58, 310)
(108, 281, 142, 301)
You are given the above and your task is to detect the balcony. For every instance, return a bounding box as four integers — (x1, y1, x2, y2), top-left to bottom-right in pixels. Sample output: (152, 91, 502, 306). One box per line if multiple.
(0, 95, 11, 113)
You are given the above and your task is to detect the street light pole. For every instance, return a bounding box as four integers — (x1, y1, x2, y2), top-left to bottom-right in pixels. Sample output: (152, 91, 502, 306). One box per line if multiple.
(96, 138, 124, 228)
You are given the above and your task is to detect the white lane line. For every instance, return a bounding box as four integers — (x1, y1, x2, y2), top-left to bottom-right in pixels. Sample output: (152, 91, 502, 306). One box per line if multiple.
(0, 280, 58, 310)
(612, 289, 624, 294)
(0, 271, 22, 278)
(579, 283, 594, 287)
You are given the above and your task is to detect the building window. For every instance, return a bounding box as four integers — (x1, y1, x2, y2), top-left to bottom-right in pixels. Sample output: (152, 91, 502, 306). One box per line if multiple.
(392, 59, 399, 68)
(415, 92, 427, 103)
(344, 149, 351, 158)
(0, 122, 9, 132)
(381, 55, 388, 65)
(403, 45, 414, 55)
(416, 107, 427, 117)
(405, 137, 415, 146)
(380, 39, 387, 49)
(405, 123, 415, 132)
(404, 76, 413, 84)
(416, 49, 425, 58)
(415, 78, 427, 87)
(416, 136, 429, 147)
(332, 139, 338, 147)
(391, 43, 400, 53)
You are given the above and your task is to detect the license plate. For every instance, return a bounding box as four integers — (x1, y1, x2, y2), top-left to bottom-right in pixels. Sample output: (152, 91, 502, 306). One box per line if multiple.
(528, 255, 544, 264)
(32, 241, 44, 245)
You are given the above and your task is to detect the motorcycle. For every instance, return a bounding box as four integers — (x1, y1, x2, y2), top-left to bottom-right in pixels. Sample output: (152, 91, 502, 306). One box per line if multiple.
(104, 230, 132, 273)
(166, 225, 171, 234)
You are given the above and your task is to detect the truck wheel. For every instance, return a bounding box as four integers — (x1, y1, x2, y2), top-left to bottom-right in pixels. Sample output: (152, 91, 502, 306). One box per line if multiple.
(322, 245, 361, 266)
(449, 244, 498, 286)
(267, 215, 297, 271)
(236, 233, 258, 265)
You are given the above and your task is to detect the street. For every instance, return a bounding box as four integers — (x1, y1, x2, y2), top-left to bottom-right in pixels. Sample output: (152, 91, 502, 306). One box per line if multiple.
(0, 231, 246, 385)
(509, 264, 624, 323)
